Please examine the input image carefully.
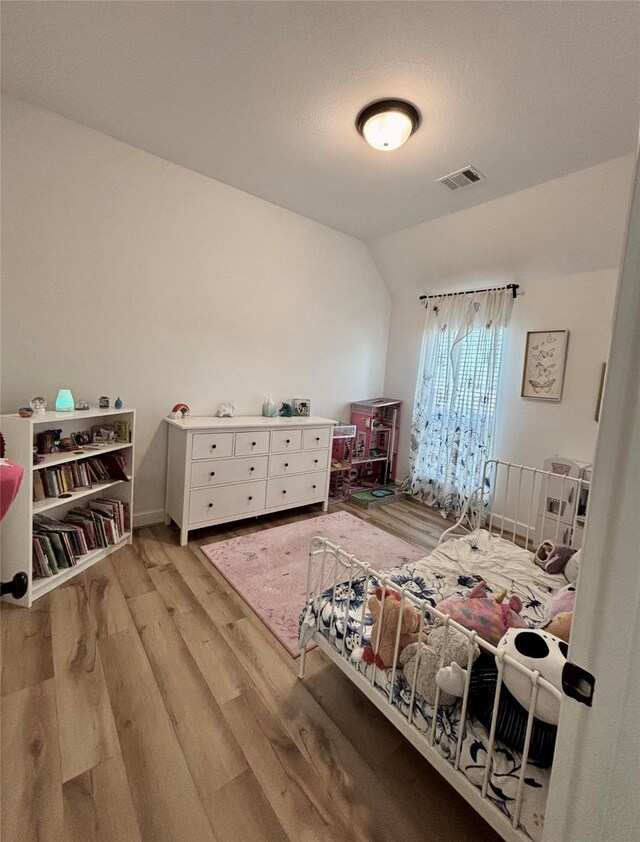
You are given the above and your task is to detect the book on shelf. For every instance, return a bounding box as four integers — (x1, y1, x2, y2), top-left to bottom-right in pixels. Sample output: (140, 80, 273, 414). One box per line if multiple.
(31, 501, 130, 580)
(33, 455, 130, 502)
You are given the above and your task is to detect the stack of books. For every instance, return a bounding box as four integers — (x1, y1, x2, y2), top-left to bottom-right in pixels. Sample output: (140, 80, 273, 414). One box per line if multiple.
(31, 499, 130, 579)
(33, 455, 130, 502)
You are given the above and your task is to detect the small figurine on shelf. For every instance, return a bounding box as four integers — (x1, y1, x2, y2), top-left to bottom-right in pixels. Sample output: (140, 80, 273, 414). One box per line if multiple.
(99, 396, 110, 409)
(279, 402, 293, 417)
(114, 397, 123, 409)
(29, 397, 46, 415)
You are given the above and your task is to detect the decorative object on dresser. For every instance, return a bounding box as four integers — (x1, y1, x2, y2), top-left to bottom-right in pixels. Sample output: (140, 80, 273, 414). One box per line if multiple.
(164, 414, 337, 545)
(0, 406, 135, 607)
(521, 330, 569, 401)
(292, 398, 311, 417)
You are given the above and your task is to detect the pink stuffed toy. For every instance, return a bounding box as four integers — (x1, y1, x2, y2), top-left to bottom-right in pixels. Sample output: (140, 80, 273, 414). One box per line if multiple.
(436, 581, 527, 646)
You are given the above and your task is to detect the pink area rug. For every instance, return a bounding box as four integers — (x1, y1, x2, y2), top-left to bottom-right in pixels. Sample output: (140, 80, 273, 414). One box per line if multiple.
(200, 511, 425, 657)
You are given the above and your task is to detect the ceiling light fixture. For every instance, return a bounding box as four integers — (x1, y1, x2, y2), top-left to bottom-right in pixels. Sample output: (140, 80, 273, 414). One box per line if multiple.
(356, 99, 421, 152)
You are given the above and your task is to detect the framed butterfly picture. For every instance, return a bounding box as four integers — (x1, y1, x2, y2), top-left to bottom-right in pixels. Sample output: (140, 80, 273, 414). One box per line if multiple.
(521, 330, 568, 401)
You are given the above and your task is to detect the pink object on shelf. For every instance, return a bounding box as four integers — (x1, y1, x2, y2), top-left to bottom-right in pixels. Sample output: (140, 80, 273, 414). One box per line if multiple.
(0, 459, 24, 522)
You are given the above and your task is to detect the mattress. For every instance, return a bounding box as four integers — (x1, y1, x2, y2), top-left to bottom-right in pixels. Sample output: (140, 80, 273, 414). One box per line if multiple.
(299, 530, 564, 841)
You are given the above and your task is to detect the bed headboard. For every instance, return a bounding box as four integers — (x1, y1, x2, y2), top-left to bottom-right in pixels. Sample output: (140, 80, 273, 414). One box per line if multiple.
(439, 459, 590, 551)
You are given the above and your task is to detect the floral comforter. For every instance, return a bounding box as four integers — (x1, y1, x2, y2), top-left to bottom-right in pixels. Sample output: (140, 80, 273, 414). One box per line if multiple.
(299, 530, 563, 841)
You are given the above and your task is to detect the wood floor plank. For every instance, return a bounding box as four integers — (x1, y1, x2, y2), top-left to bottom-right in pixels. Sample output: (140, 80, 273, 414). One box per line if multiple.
(222, 688, 354, 842)
(172, 603, 252, 705)
(128, 591, 247, 801)
(134, 526, 173, 568)
(1, 679, 64, 841)
(219, 617, 428, 842)
(62, 754, 142, 842)
(51, 580, 120, 782)
(150, 529, 246, 624)
(98, 626, 216, 842)
(1, 595, 53, 695)
(206, 768, 288, 842)
(110, 543, 155, 599)
(84, 558, 133, 637)
(147, 561, 201, 615)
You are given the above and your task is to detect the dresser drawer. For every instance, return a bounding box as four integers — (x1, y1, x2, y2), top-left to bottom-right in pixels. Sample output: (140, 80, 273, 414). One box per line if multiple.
(270, 429, 302, 453)
(192, 432, 234, 460)
(235, 430, 270, 456)
(302, 428, 331, 450)
(189, 481, 266, 525)
(269, 449, 329, 477)
(190, 456, 269, 488)
(266, 471, 326, 509)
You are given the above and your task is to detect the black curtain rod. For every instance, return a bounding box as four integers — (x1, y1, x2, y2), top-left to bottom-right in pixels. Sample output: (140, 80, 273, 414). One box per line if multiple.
(419, 283, 519, 302)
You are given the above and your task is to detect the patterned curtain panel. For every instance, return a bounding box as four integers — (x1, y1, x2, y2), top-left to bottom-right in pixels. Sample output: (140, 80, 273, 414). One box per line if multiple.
(407, 288, 511, 518)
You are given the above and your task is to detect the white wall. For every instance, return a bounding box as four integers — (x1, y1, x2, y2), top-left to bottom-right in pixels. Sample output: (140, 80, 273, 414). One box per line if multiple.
(371, 156, 634, 478)
(1, 97, 391, 523)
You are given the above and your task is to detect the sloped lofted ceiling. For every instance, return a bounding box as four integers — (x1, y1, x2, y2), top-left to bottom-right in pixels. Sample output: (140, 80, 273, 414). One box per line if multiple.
(1, 1, 639, 240)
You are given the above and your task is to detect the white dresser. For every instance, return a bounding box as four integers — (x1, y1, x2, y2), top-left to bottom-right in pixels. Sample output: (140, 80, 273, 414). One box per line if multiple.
(164, 415, 336, 545)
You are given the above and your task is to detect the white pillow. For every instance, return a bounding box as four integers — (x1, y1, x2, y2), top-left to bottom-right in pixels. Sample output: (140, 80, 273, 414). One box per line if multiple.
(564, 548, 582, 584)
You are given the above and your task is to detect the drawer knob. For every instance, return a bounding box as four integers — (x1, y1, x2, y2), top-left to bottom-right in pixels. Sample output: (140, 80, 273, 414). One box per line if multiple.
(248, 496, 253, 501)
(314, 459, 318, 464)
(251, 441, 256, 446)
(284, 462, 289, 467)
(286, 439, 290, 444)
(210, 471, 215, 477)
(315, 437, 320, 441)
(208, 503, 213, 508)
(312, 484, 317, 489)
(282, 489, 287, 494)
(211, 444, 217, 449)
(250, 467, 255, 472)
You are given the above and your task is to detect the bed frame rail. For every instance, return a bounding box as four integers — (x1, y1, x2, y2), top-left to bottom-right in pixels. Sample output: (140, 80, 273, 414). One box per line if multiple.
(299, 533, 562, 842)
(439, 458, 589, 551)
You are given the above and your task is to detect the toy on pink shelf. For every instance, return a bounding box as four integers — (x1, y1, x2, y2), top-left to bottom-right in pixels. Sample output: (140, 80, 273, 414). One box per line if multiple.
(436, 580, 527, 646)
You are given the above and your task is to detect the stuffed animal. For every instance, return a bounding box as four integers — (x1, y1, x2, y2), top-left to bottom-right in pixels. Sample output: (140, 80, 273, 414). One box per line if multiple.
(216, 403, 235, 418)
(544, 582, 576, 621)
(436, 626, 569, 767)
(435, 581, 527, 646)
(399, 625, 480, 706)
(361, 587, 423, 670)
(535, 539, 576, 574)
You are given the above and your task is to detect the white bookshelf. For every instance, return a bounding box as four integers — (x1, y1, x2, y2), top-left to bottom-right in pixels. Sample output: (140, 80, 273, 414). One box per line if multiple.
(0, 407, 135, 607)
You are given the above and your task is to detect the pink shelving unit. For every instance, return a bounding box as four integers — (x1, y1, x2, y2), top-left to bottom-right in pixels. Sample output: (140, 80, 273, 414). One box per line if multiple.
(348, 398, 402, 490)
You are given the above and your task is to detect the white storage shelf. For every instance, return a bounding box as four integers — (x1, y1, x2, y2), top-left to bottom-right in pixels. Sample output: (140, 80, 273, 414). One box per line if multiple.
(165, 415, 336, 545)
(0, 407, 135, 607)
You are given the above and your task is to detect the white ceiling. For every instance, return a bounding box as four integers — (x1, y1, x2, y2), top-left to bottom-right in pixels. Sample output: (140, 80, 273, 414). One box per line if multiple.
(2, 1, 639, 240)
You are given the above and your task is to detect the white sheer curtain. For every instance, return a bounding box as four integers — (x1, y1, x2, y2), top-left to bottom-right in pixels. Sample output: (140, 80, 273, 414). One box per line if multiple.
(407, 288, 511, 518)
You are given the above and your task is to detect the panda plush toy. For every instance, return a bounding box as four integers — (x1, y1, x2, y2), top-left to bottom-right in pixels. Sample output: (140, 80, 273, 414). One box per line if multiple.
(437, 627, 569, 766)
(498, 628, 567, 725)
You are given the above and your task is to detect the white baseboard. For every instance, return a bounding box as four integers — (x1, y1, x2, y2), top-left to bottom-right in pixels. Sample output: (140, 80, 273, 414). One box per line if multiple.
(133, 509, 165, 529)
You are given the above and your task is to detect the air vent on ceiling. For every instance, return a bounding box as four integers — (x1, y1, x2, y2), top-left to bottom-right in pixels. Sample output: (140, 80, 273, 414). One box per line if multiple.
(437, 165, 484, 191)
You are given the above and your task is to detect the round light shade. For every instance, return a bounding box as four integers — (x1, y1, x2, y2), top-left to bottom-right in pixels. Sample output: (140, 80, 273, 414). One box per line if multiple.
(356, 99, 420, 151)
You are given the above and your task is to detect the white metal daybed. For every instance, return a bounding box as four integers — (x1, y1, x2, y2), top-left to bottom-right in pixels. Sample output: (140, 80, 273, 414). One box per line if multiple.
(298, 460, 588, 842)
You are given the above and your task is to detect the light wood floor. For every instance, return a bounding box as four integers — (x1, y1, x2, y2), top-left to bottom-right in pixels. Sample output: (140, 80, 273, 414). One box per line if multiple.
(1, 498, 501, 842)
